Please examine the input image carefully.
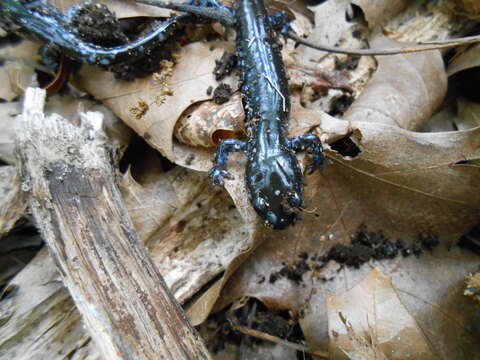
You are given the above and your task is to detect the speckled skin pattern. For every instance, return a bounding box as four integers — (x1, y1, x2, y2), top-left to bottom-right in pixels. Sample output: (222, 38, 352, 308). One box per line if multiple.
(209, 0, 325, 229)
(0, 0, 186, 65)
(0, 0, 326, 229)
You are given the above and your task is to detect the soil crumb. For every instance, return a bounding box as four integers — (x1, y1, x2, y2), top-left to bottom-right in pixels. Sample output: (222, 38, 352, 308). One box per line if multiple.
(270, 224, 439, 284)
(198, 298, 310, 358)
(213, 51, 237, 80)
(213, 83, 232, 104)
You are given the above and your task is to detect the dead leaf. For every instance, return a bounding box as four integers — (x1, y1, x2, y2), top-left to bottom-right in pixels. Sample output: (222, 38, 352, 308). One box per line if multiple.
(73, 41, 236, 172)
(0, 41, 40, 101)
(0, 102, 21, 164)
(327, 268, 435, 359)
(352, 0, 413, 29)
(212, 112, 480, 352)
(444, 0, 480, 19)
(343, 36, 447, 130)
(120, 168, 178, 243)
(174, 94, 245, 148)
(296, 0, 355, 61)
(421, 105, 456, 132)
(455, 98, 480, 130)
(447, 44, 480, 77)
(0, 166, 27, 237)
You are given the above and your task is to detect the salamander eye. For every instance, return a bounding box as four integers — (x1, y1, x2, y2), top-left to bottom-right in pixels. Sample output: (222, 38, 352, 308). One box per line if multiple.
(254, 197, 267, 212)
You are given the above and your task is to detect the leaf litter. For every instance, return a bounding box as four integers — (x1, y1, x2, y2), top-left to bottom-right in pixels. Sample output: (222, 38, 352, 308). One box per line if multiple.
(1, 0, 480, 359)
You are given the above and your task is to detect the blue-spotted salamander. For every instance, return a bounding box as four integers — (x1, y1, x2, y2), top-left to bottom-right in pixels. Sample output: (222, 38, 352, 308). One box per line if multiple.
(1, 0, 326, 229)
(207, 0, 326, 229)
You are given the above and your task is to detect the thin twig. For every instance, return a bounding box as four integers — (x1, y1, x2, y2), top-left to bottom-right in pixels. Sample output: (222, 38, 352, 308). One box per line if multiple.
(287, 30, 480, 56)
(134, 0, 235, 26)
(230, 321, 329, 359)
(263, 74, 287, 112)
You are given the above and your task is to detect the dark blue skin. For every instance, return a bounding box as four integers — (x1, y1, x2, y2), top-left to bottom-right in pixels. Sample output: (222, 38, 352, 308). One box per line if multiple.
(208, 0, 325, 229)
(1, 0, 326, 229)
(0, 0, 190, 66)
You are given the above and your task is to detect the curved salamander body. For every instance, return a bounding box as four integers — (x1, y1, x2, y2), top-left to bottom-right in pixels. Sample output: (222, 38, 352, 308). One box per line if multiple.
(209, 0, 325, 229)
(0, 0, 188, 66)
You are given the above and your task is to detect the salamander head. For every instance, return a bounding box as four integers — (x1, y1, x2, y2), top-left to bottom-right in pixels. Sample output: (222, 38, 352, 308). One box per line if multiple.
(246, 152, 304, 230)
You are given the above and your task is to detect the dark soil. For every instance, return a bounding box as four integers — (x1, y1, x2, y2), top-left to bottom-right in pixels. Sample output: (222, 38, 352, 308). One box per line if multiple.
(69, 2, 129, 46)
(213, 83, 233, 104)
(67, 3, 184, 80)
(199, 298, 310, 359)
(328, 94, 355, 116)
(334, 55, 360, 71)
(270, 225, 440, 284)
(213, 51, 237, 80)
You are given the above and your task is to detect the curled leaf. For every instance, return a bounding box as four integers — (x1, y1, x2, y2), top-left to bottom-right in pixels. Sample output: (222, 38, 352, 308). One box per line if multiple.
(352, 0, 412, 29)
(344, 36, 447, 130)
(327, 268, 435, 359)
(174, 93, 245, 148)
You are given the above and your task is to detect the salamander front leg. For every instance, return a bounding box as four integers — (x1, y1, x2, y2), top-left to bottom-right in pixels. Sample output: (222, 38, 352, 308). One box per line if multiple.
(288, 134, 325, 174)
(209, 139, 247, 186)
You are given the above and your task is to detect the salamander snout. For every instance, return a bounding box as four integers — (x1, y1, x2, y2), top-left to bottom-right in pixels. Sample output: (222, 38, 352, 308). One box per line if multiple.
(246, 153, 304, 229)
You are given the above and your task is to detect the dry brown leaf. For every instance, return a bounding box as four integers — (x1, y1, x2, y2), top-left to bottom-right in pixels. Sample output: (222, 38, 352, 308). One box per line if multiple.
(0, 249, 99, 359)
(0, 41, 40, 101)
(352, 0, 413, 29)
(214, 225, 480, 359)
(0, 166, 26, 237)
(343, 36, 447, 130)
(73, 41, 236, 171)
(327, 268, 434, 359)
(174, 93, 245, 148)
(119, 168, 178, 242)
(210, 111, 480, 353)
(447, 44, 480, 77)
(0, 102, 21, 164)
(455, 98, 480, 130)
(444, 0, 480, 19)
(295, 0, 354, 61)
(422, 105, 456, 132)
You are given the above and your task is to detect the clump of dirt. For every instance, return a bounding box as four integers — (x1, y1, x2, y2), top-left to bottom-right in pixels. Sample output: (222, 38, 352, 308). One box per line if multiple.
(213, 83, 233, 104)
(66, 3, 186, 80)
(69, 2, 129, 46)
(329, 94, 355, 116)
(270, 225, 440, 284)
(199, 298, 309, 357)
(269, 253, 311, 284)
(334, 55, 360, 71)
(213, 51, 237, 80)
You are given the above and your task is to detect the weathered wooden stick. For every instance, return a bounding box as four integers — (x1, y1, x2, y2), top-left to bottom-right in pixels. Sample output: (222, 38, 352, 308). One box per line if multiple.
(15, 88, 211, 360)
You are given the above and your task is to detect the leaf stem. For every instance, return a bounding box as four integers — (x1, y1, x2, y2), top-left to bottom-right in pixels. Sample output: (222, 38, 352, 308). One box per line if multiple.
(287, 30, 480, 56)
